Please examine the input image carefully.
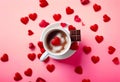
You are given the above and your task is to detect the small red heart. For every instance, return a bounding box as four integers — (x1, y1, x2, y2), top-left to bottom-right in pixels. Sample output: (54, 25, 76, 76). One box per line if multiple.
(20, 17, 29, 25)
(38, 41, 44, 49)
(93, 4, 101, 12)
(29, 13, 37, 21)
(112, 57, 119, 65)
(28, 53, 36, 61)
(29, 42, 35, 50)
(24, 68, 32, 77)
(74, 15, 81, 22)
(36, 77, 46, 82)
(68, 25, 76, 31)
(66, 7, 74, 15)
(40, 48, 46, 53)
(82, 79, 91, 82)
(108, 46, 116, 54)
(44, 57, 50, 63)
(83, 46, 91, 54)
(74, 66, 83, 74)
(91, 56, 100, 64)
(70, 42, 79, 50)
(53, 14, 61, 21)
(60, 22, 67, 27)
(80, 0, 90, 5)
(39, 0, 48, 8)
(14, 72, 23, 81)
(90, 24, 98, 32)
(28, 30, 34, 36)
(1, 53, 9, 62)
(37, 53, 42, 59)
(103, 14, 111, 22)
(95, 35, 104, 43)
(51, 37, 61, 46)
(46, 64, 55, 72)
(39, 20, 49, 28)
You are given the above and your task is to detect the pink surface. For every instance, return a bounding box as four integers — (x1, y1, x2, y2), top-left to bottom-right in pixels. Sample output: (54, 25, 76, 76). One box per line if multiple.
(0, 0, 120, 82)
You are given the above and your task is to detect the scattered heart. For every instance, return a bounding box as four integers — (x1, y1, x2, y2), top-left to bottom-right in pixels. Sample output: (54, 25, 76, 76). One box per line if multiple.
(20, 17, 29, 25)
(29, 13, 37, 21)
(90, 24, 98, 32)
(46, 64, 55, 72)
(108, 46, 116, 54)
(82, 79, 91, 82)
(40, 48, 46, 53)
(83, 46, 91, 54)
(39, 20, 49, 28)
(66, 6, 74, 15)
(70, 42, 79, 50)
(51, 37, 61, 46)
(24, 68, 32, 77)
(60, 22, 67, 27)
(112, 57, 119, 65)
(14, 72, 23, 81)
(39, 0, 48, 8)
(95, 35, 104, 43)
(93, 4, 101, 12)
(103, 14, 111, 22)
(68, 25, 76, 31)
(28, 53, 36, 61)
(29, 42, 35, 50)
(53, 14, 61, 21)
(37, 53, 42, 59)
(1, 53, 9, 62)
(74, 15, 81, 22)
(36, 77, 46, 82)
(80, 0, 90, 5)
(91, 56, 100, 64)
(38, 41, 44, 49)
(74, 65, 83, 74)
(28, 30, 34, 36)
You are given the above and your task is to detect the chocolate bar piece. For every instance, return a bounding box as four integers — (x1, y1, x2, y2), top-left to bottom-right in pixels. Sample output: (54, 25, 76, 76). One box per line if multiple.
(70, 30, 81, 41)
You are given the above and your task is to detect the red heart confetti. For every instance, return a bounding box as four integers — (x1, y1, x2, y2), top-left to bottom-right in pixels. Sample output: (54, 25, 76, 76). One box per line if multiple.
(14, 72, 23, 81)
(68, 25, 76, 31)
(20, 17, 29, 25)
(1, 53, 9, 62)
(46, 64, 55, 72)
(53, 14, 61, 21)
(60, 22, 67, 27)
(95, 35, 104, 43)
(74, 15, 81, 22)
(93, 4, 101, 12)
(103, 14, 111, 22)
(37, 53, 42, 59)
(24, 68, 32, 77)
(39, 20, 49, 28)
(28, 30, 34, 36)
(51, 37, 61, 46)
(28, 53, 36, 61)
(36, 77, 46, 82)
(82, 79, 91, 82)
(39, 0, 49, 8)
(40, 48, 46, 53)
(83, 46, 91, 54)
(29, 42, 35, 50)
(90, 24, 98, 32)
(38, 41, 44, 49)
(91, 56, 100, 64)
(70, 42, 79, 50)
(44, 57, 50, 63)
(112, 57, 119, 65)
(80, 0, 90, 5)
(66, 6, 74, 15)
(108, 46, 116, 54)
(74, 65, 83, 74)
(29, 13, 37, 21)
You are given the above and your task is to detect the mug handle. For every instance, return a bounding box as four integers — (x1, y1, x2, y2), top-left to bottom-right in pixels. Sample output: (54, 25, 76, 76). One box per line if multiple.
(40, 51, 49, 61)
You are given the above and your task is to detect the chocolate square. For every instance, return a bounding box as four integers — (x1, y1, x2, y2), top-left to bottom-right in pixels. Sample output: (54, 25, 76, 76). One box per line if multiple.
(70, 30, 81, 41)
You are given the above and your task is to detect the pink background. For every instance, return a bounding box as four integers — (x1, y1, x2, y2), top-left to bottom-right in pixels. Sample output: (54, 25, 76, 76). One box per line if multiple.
(0, 0, 120, 82)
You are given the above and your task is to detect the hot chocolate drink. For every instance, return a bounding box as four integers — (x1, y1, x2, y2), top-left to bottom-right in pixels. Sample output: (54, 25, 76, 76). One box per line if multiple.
(45, 29, 69, 54)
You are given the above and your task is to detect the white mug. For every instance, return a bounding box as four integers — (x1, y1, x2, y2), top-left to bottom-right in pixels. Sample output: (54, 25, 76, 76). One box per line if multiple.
(40, 24, 71, 61)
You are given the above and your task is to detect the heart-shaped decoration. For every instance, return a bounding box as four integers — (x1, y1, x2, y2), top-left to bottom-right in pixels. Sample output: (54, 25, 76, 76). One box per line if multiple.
(91, 56, 100, 64)
(28, 53, 36, 61)
(24, 68, 32, 77)
(66, 7, 74, 15)
(103, 14, 111, 22)
(93, 4, 101, 12)
(112, 57, 119, 65)
(39, 20, 49, 28)
(82, 79, 91, 82)
(74, 15, 81, 22)
(70, 42, 79, 50)
(53, 14, 61, 21)
(38, 41, 44, 49)
(46, 64, 55, 72)
(51, 37, 61, 46)
(29, 13, 37, 21)
(108, 46, 116, 54)
(83, 46, 92, 54)
(1, 53, 9, 62)
(95, 35, 104, 43)
(60, 22, 67, 27)
(39, 0, 48, 8)
(20, 17, 29, 25)
(28, 30, 34, 36)
(74, 66, 83, 74)
(14, 72, 23, 81)
(68, 25, 76, 31)
(36, 77, 46, 82)
(80, 0, 90, 5)
(90, 24, 98, 32)
(29, 42, 35, 50)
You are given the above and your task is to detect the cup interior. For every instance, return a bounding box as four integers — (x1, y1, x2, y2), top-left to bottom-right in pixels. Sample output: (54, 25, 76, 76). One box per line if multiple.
(43, 27, 71, 56)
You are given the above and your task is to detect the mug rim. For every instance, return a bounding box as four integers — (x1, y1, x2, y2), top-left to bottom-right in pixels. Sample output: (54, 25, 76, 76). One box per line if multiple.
(42, 27, 71, 56)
